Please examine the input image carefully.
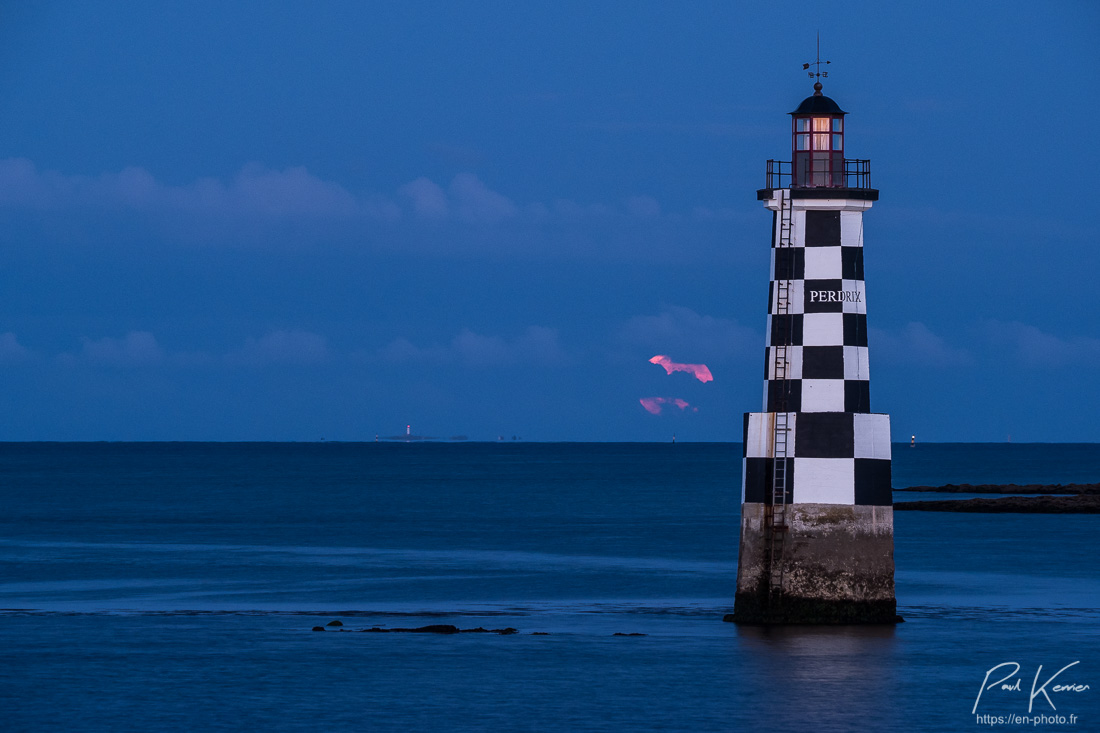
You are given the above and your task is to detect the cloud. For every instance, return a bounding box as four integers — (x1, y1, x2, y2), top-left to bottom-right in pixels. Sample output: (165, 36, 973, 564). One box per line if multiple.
(868, 322, 972, 367)
(220, 164, 362, 217)
(0, 158, 703, 236)
(78, 331, 165, 366)
(58, 329, 334, 368)
(0, 158, 399, 221)
(649, 354, 713, 383)
(376, 326, 567, 368)
(0, 159, 584, 229)
(377, 337, 448, 364)
(229, 330, 331, 366)
(449, 173, 518, 223)
(552, 199, 616, 220)
(618, 306, 759, 363)
(625, 195, 660, 219)
(0, 332, 32, 363)
(639, 397, 696, 415)
(983, 320, 1100, 368)
(398, 177, 449, 219)
(397, 173, 519, 223)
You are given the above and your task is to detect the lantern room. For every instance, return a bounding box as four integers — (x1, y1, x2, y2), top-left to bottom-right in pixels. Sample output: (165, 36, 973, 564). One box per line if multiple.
(791, 81, 845, 188)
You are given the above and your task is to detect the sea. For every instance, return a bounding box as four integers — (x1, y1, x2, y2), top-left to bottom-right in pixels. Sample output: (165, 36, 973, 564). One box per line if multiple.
(1, 442, 1097, 732)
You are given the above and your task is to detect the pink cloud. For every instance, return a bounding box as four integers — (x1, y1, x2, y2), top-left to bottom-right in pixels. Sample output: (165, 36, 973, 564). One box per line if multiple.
(639, 397, 696, 415)
(649, 354, 713, 383)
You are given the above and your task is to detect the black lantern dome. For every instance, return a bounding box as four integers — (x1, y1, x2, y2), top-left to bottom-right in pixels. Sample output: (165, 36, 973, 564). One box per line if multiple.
(790, 81, 847, 115)
(790, 95, 846, 115)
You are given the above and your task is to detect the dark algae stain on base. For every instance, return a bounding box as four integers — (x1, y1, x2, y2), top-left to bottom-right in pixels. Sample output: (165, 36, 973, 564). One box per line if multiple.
(733, 503, 898, 625)
(729, 583, 899, 625)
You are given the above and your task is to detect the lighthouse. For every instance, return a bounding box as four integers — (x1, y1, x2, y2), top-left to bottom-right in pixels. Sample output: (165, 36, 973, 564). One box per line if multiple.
(731, 75, 897, 624)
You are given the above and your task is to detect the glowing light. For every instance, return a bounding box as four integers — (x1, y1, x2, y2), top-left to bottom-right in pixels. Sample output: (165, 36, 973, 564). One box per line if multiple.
(640, 397, 694, 415)
(649, 355, 713, 383)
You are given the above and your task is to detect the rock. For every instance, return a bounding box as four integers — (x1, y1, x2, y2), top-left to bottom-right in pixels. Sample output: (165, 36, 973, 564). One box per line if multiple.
(312, 626, 325, 632)
(326, 619, 343, 627)
(531, 632, 550, 635)
(349, 624, 520, 634)
(894, 495, 1100, 513)
(612, 632, 647, 636)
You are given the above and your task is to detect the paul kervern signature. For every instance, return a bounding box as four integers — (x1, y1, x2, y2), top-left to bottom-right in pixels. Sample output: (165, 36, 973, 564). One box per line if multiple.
(973, 661, 1089, 714)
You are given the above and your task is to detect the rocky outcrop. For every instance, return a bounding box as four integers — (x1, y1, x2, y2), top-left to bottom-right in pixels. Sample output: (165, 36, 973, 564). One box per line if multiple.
(894, 495, 1100, 513)
(316, 624, 519, 634)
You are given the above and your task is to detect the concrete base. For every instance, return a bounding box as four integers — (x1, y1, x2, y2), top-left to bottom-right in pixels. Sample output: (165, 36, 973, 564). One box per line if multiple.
(731, 502, 897, 624)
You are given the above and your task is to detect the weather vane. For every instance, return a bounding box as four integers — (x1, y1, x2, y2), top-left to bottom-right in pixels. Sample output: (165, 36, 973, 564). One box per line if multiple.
(802, 33, 830, 80)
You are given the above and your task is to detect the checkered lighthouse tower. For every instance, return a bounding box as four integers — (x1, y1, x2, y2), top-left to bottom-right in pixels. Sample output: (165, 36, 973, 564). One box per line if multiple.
(731, 79, 897, 624)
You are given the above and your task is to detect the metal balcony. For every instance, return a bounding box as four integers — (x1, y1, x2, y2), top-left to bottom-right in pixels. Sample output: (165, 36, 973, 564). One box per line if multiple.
(763, 159, 872, 190)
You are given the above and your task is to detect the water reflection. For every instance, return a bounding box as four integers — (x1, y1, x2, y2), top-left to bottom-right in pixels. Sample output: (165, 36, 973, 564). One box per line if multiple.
(733, 624, 901, 732)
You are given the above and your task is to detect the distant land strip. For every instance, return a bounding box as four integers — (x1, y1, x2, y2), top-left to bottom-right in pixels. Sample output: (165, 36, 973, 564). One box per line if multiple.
(895, 483, 1100, 495)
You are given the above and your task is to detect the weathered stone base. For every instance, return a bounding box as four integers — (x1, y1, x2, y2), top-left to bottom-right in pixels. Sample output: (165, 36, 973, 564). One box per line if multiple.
(731, 502, 897, 625)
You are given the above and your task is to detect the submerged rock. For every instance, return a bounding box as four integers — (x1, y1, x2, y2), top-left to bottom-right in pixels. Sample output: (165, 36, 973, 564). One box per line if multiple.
(355, 624, 518, 634)
(895, 495, 1100, 513)
(326, 619, 343, 627)
(311, 626, 325, 632)
(411, 624, 459, 634)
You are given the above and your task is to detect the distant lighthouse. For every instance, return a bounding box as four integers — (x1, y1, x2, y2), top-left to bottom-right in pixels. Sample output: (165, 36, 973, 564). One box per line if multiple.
(731, 70, 896, 624)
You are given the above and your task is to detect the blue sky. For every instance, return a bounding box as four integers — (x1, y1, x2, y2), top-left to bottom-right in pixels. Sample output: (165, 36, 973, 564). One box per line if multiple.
(0, 1, 1097, 441)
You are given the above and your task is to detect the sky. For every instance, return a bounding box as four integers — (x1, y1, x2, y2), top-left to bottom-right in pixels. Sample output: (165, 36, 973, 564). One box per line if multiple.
(0, 1, 1097, 442)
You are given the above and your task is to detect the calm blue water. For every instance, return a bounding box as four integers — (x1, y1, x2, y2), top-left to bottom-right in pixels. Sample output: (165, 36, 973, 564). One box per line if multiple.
(1, 443, 1098, 732)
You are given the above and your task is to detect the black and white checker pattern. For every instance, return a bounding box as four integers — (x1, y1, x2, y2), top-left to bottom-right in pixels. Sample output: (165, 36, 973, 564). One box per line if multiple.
(741, 411, 892, 505)
(764, 208, 872, 413)
(741, 195, 892, 507)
